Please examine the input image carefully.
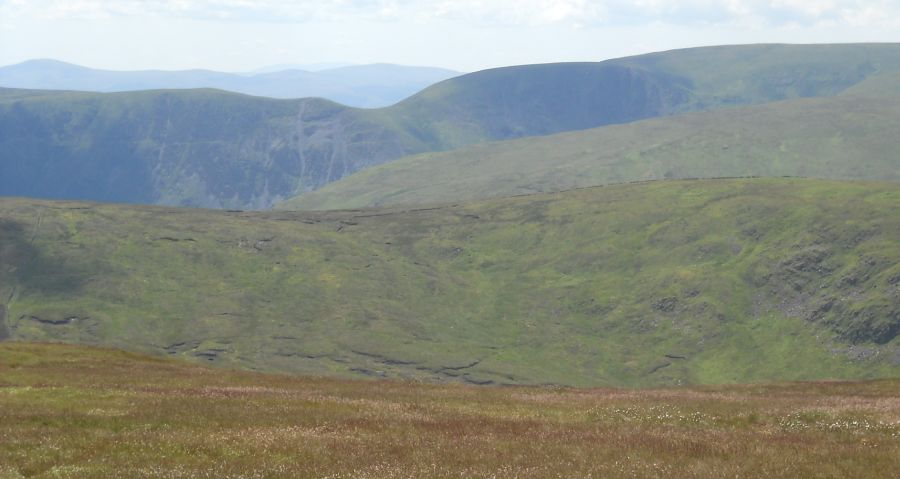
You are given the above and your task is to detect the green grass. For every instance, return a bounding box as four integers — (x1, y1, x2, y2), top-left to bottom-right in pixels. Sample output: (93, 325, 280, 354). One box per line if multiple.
(616, 43, 900, 107)
(283, 93, 900, 210)
(1, 178, 898, 386)
(1, 342, 898, 478)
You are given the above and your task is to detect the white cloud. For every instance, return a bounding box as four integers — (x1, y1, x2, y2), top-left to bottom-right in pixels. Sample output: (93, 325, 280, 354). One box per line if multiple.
(1, 0, 899, 72)
(3, 0, 899, 27)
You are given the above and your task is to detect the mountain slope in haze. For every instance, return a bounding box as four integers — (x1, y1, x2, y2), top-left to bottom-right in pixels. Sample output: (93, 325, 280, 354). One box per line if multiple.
(283, 93, 900, 210)
(0, 89, 423, 209)
(386, 43, 900, 146)
(614, 43, 900, 107)
(4, 44, 900, 209)
(0, 59, 461, 107)
(1, 178, 898, 386)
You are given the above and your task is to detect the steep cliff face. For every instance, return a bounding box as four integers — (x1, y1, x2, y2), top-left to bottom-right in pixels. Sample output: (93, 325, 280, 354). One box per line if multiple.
(0, 91, 416, 209)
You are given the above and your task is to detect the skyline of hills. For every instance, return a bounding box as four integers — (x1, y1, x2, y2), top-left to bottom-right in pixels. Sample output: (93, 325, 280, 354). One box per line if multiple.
(0, 59, 461, 108)
(4, 43, 900, 210)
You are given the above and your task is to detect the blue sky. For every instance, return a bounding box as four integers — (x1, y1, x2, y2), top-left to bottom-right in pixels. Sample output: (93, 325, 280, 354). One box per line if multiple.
(2, 0, 900, 72)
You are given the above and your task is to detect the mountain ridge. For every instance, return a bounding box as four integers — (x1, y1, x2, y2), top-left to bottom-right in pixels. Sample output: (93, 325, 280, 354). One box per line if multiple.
(0, 59, 461, 107)
(4, 43, 900, 209)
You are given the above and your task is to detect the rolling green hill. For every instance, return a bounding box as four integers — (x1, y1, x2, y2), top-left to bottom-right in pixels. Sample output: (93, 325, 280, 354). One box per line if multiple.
(385, 43, 900, 147)
(283, 93, 900, 210)
(2, 178, 898, 387)
(3, 43, 900, 209)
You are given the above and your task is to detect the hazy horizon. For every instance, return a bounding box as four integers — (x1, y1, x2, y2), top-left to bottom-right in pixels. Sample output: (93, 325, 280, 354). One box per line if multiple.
(3, 1, 900, 73)
(0, 57, 462, 74)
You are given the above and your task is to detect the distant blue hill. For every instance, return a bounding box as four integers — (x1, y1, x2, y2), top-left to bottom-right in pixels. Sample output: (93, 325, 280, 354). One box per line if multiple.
(0, 59, 461, 108)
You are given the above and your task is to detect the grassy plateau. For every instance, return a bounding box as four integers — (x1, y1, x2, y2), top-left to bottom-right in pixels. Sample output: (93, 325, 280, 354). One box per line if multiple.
(1, 178, 899, 387)
(0, 342, 898, 478)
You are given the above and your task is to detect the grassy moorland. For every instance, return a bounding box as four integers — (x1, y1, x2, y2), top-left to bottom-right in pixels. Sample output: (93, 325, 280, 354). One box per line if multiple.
(1, 178, 899, 386)
(0, 342, 898, 478)
(284, 94, 900, 210)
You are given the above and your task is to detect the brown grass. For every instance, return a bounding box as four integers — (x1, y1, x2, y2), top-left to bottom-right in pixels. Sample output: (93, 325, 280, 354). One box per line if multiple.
(0, 342, 898, 478)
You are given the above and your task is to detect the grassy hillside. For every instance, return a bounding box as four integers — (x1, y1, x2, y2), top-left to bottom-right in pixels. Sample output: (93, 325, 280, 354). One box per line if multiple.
(3, 44, 900, 209)
(388, 43, 900, 146)
(2, 343, 898, 478)
(1, 178, 899, 387)
(616, 43, 900, 107)
(284, 93, 900, 210)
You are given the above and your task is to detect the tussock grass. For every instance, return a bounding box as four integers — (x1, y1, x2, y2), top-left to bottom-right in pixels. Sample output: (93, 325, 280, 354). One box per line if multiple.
(1, 343, 898, 478)
(1, 178, 899, 386)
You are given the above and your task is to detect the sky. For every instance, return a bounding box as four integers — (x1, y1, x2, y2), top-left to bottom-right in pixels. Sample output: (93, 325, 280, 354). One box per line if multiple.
(2, 0, 900, 73)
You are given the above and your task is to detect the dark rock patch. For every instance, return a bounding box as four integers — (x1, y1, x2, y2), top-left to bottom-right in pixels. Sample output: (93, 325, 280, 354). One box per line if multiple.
(781, 247, 833, 276)
(839, 306, 900, 345)
(647, 362, 672, 374)
(164, 340, 200, 355)
(461, 375, 494, 385)
(653, 297, 679, 313)
(439, 360, 481, 372)
(22, 314, 85, 325)
(193, 348, 227, 361)
(351, 350, 420, 366)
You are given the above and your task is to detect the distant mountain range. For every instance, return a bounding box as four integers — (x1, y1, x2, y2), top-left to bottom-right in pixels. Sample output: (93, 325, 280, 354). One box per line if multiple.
(0, 59, 461, 107)
(3, 43, 900, 209)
